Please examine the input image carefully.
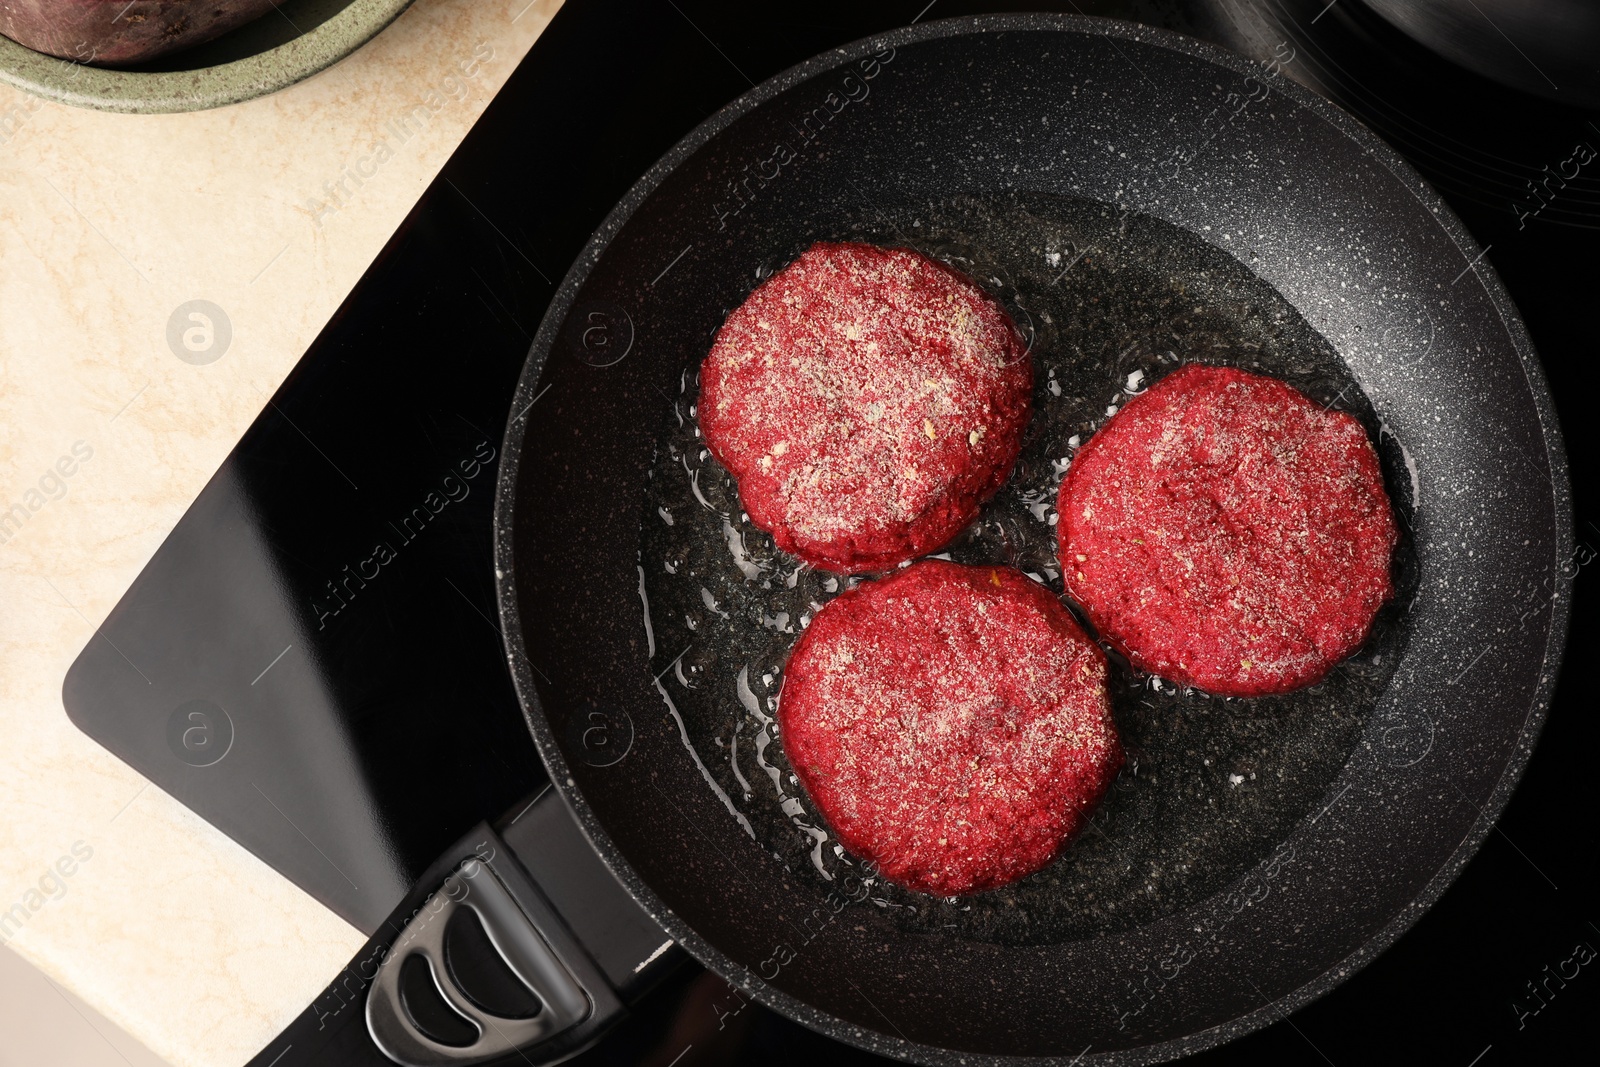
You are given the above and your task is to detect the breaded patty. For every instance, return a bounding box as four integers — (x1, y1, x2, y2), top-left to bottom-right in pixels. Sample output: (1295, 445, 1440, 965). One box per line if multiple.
(1058, 364, 1397, 697)
(700, 242, 1031, 573)
(779, 560, 1122, 895)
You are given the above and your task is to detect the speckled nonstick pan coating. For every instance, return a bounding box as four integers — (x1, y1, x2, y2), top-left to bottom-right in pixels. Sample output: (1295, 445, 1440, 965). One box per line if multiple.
(492, 15, 1571, 1065)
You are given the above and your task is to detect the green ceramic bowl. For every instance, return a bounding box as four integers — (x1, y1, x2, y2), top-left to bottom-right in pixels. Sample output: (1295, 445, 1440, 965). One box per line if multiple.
(0, 0, 415, 113)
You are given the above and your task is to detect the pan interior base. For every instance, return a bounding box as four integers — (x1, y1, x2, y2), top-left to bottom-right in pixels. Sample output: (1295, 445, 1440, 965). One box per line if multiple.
(638, 192, 1410, 947)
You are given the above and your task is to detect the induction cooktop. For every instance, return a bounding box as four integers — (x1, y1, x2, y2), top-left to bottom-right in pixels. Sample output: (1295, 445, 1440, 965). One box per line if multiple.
(63, 1, 1596, 1063)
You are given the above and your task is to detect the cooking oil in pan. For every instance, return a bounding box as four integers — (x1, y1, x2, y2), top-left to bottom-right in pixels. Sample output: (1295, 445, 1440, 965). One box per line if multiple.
(637, 192, 1414, 946)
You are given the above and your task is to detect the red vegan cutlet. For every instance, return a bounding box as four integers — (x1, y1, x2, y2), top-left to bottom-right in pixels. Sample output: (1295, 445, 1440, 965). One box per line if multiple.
(1058, 364, 1398, 697)
(778, 560, 1123, 896)
(699, 242, 1031, 574)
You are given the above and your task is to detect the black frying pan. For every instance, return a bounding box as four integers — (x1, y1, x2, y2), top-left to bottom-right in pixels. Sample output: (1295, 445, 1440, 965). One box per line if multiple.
(492, 15, 1571, 1065)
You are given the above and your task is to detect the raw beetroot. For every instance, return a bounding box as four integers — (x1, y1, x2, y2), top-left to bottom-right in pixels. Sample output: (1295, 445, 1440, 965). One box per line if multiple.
(0, 1, 281, 66)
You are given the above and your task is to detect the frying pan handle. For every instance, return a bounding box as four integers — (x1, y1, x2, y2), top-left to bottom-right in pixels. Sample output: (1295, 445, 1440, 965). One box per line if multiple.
(365, 854, 595, 1066)
(246, 789, 682, 1067)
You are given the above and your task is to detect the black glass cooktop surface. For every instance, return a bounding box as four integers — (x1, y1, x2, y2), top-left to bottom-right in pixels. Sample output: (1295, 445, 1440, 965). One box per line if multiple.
(64, 1, 1596, 1062)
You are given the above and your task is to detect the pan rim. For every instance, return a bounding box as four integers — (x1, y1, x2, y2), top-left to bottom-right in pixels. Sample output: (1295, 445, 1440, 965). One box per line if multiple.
(493, 13, 1573, 1065)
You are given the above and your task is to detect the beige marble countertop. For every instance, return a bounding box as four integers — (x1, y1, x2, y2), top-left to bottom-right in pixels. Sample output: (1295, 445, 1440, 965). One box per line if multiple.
(0, 1, 562, 1063)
